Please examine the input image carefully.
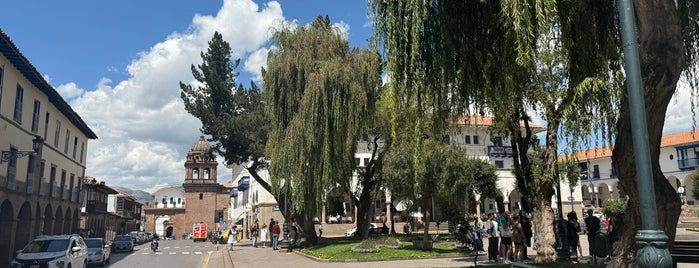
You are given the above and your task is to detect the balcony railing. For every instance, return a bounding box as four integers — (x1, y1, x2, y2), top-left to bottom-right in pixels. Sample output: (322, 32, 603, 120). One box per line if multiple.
(677, 158, 699, 170)
(487, 146, 513, 157)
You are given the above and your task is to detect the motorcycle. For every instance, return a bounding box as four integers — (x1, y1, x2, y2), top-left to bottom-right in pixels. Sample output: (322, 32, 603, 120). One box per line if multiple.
(151, 239, 159, 252)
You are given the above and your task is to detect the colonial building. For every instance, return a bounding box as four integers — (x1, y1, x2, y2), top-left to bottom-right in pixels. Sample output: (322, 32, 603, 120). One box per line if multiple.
(143, 136, 231, 239)
(573, 129, 699, 217)
(79, 177, 119, 241)
(107, 190, 143, 235)
(0, 29, 98, 267)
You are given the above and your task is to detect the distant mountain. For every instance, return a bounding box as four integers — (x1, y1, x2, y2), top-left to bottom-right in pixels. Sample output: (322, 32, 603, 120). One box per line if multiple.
(112, 187, 153, 205)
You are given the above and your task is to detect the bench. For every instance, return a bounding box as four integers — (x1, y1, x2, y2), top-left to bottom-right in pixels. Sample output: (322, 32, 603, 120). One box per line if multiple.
(672, 240, 699, 267)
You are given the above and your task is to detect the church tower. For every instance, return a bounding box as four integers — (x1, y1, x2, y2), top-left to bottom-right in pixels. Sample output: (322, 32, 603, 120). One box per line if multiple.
(183, 136, 229, 230)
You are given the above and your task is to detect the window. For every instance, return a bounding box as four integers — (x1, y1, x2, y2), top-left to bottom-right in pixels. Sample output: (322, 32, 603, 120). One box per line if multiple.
(72, 137, 77, 159)
(50, 165, 57, 197)
(170, 197, 174, 204)
(473, 135, 480, 144)
(80, 142, 85, 163)
(355, 158, 360, 166)
(464, 136, 471, 144)
(492, 136, 503, 146)
(60, 170, 66, 200)
(178, 198, 182, 204)
(199, 193, 203, 200)
(44, 112, 50, 139)
(64, 129, 70, 154)
(14, 85, 24, 122)
(162, 198, 166, 204)
(495, 160, 504, 169)
(69, 174, 75, 201)
(32, 100, 41, 133)
(0, 66, 4, 110)
(443, 135, 451, 144)
(54, 120, 61, 147)
(6, 147, 17, 190)
(593, 165, 600, 178)
(363, 158, 370, 167)
(26, 155, 36, 193)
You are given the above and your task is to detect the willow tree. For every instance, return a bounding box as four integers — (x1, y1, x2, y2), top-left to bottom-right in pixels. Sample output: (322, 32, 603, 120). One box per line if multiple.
(370, 0, 620, 261)
(180, 32, 272, 193)
(263, 16, 382, 245)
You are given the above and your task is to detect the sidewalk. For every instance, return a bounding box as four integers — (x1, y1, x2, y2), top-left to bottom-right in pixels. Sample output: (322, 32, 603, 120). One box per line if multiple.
(206, 229, 699, 268)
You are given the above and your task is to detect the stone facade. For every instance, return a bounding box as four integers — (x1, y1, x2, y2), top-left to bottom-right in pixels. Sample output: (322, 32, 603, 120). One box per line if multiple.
(143, 136, 231, 239)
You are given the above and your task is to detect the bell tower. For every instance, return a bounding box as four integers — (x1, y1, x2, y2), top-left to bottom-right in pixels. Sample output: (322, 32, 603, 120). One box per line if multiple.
(183, 136, 218, 184)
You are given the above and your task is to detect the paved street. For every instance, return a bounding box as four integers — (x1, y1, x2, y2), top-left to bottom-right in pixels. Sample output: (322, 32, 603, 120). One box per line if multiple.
(96, 225, 699, 268)
(107, 239, 222, 268)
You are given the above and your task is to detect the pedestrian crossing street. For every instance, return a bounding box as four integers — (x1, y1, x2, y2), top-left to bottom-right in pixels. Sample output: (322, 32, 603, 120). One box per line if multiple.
(137, 245, 219, 255)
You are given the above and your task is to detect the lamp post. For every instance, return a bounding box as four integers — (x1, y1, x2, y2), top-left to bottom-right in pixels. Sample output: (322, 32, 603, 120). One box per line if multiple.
(1, 135, 43, 163)
(617, 0, 672, 266)
(554, 165, 570, 260)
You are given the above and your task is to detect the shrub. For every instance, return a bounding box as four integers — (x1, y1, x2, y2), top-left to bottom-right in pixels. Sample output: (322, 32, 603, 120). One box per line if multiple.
(601, 198, 627, 217)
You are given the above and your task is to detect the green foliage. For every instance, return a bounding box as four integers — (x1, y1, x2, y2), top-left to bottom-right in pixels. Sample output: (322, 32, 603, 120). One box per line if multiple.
(180, 32, 268, 166)
(601, 198, 627, 217)
(383, 139, 499, 223)
(350, 237, 404, 253)
(690, 168, 699, 201)
(263, 16, 382, 217)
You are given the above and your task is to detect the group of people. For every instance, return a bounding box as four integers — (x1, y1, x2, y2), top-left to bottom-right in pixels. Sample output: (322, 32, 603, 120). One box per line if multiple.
(226, 218, 298, 252)
(559, 208, 616, 260)
(482, 211, 533, 264)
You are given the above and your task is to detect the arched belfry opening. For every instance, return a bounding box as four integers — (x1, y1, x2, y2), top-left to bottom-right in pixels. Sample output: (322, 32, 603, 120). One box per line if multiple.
(184, 136, 218, 183)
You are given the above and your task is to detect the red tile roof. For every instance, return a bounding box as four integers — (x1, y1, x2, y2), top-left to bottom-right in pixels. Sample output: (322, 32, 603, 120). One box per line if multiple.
(568, 129, 699, 161)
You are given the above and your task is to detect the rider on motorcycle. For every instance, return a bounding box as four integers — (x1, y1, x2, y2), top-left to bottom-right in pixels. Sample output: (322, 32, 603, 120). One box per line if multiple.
(151, 235, 159, 252)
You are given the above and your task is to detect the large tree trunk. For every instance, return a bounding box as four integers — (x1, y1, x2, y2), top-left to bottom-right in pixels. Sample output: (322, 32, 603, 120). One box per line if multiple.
(608, 0, 685, 267)
(533, 121, 561, 262)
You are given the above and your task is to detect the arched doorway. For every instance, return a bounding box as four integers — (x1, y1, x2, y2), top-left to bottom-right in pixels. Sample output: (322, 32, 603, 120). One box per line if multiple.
(53, 206, 63, 235)
(43, 204, 53, 235)
(63, 209, 71, 234)
(166, 226, 174, 238)
(0, 200, 15, 268)
(155, 215, 170, 237)
(15, 202, 32, 254)
(33, 203, 42, 237)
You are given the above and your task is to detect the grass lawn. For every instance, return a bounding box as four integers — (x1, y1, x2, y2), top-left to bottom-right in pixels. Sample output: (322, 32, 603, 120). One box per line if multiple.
(300, 236, 473, 260)
(299, 235, 607, 268)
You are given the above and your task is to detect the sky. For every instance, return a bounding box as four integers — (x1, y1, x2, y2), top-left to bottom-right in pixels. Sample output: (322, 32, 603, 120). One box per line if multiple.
(0, 0, 695, 193)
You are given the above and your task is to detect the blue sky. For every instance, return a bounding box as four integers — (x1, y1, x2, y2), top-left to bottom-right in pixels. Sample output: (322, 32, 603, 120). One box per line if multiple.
(0, 0, 374, 191)
(0, 0, 695, 192)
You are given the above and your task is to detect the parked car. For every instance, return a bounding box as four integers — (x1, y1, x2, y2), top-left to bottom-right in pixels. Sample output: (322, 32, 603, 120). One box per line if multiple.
(85, 238, 110, 266)
(111, 235, 134, 252)
(11, 234, 88, 268)
(345, 223, 378, 237)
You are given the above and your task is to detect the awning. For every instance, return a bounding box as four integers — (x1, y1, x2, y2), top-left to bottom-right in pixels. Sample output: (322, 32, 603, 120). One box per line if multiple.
(235, 218, 244, 225)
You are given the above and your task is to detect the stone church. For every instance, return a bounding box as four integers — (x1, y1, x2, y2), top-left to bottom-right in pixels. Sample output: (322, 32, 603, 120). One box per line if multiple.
(143, 136, 231, 239)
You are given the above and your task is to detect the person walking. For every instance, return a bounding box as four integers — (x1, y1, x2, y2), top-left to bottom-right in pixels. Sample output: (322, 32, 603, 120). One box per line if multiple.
(227, 226, 238, 251)
(566, 211, 583, 258)
(519, 211, 533, 260)
(260, 223, 268, 248)
(499, 214, 514, 264)
(486, 214, 500, 263)
(287, 225, 297, 252)
(512, 215, 525, 262)
(251, 220, 260, 247)
(271, 221, 281, 250)
(584, 209, 601, 257)
(473, 215, 485, 252)
(318, 223, 323, 238)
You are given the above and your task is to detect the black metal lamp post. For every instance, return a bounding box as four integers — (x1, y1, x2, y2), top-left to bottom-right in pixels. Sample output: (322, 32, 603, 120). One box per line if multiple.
(555, 165, 570, 260)
(617, 0, 672, 266)
(1, 135, 43, 163)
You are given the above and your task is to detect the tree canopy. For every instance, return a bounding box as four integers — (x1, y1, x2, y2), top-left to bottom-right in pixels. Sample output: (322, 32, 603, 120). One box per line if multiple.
(263, 15, 382, 243)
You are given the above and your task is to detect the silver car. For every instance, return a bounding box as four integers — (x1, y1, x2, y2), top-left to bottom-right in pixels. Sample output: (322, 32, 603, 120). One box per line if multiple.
(12, 234, 88, 268)
(85, 238, 110, 266)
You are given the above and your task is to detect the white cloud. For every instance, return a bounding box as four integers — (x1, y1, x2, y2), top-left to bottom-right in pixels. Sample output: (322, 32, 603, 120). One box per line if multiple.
(243, 47, 269, 82)
(56, 82, 84, 100)
(65, 0, 284, 191)
(663, 80, 696, 134)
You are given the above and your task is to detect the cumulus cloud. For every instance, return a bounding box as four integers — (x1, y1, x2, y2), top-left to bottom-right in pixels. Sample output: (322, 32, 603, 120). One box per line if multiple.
(664, 80, 696, 134)
(56, 82, 85, 100)
(65, 0, 285, 191)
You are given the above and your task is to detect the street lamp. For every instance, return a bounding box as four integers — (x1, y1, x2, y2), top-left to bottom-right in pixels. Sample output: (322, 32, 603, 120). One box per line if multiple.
(554, 165, 569, 260)
(617, 0, 672, 266)
(1, 135, 43, 163)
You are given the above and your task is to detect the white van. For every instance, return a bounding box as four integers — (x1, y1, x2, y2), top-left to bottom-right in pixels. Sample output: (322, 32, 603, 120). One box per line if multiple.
(11, 234, 88, 268)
